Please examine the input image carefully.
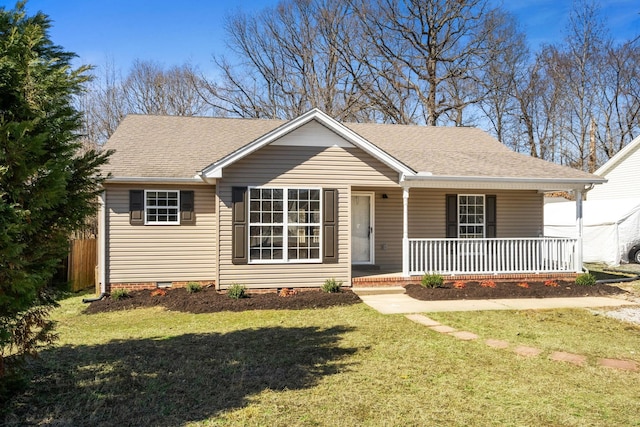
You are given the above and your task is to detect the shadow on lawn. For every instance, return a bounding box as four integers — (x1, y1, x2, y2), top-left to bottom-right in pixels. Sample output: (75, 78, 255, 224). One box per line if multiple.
(5, 326, 359, 426)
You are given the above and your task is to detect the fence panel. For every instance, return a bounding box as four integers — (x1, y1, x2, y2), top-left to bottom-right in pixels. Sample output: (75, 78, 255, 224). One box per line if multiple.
(68, 239, 97, 291)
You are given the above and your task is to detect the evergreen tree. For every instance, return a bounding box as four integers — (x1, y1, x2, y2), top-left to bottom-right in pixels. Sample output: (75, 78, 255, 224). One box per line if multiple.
(0, 1, 111, 389)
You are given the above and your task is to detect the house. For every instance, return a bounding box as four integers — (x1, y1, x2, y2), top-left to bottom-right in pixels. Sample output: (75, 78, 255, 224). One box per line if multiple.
(97, 109, 604, 292)
(587, 134, 640, 200)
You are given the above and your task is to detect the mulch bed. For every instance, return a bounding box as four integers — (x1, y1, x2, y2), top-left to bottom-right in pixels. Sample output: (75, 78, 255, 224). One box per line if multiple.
(405, 280, 628, 301)
(84, 287, 361, 314)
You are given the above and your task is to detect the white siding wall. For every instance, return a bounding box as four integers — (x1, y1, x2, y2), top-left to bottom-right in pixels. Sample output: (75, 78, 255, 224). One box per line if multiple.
(218, 127, 398, 289)
(588, 145, 640, 200)
(106, 184, 217, 285)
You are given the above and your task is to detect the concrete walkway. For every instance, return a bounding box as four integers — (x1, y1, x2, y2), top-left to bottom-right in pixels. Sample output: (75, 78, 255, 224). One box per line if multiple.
(354, 290, 637, 314)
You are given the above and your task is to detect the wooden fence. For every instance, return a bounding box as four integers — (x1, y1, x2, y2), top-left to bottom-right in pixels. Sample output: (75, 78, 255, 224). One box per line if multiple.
(67, 239, 97, 291)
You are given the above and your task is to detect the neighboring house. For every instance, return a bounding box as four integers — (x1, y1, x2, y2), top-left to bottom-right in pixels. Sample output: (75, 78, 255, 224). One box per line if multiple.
(97, 109, 604, 292)
(588, 134, 640, 200)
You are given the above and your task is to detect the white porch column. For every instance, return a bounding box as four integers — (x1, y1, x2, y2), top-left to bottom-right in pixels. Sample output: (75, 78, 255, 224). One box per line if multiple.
(402, 187, 410, 277)
(575, 189, 583, 273)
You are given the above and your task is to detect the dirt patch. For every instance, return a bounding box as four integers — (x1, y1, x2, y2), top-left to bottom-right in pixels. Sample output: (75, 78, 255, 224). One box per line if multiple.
(84, 287, 361, 314)
(405, 281, 628, 301)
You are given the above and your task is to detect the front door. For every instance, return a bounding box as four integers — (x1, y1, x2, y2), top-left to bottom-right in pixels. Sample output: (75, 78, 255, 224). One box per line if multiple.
(351, 193, 374, 264)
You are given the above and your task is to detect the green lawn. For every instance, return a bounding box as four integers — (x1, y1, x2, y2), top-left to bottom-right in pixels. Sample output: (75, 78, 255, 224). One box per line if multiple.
(4, 293, 640, 426)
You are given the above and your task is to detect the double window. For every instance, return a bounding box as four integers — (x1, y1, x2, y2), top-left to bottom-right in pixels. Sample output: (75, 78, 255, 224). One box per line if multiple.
(248, 187, 321, 263)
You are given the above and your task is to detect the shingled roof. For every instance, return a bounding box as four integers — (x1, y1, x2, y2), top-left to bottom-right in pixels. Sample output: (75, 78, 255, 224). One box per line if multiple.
(103, 112, 601, 185)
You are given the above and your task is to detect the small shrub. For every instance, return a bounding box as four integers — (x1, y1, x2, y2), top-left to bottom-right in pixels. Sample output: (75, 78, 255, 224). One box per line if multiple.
(421, 274, 444, 288)
(227, 283, 247, 299)
(517, 282, 529, 289)
(110, 289, 130, 300)
(186, 282, 202, 293)
(576, 273, 596, 286)
(544, 280, 559, 287)
(322, 278, 342, 293)
(480, 280, 497, 288)
(452, 281, 466, 289)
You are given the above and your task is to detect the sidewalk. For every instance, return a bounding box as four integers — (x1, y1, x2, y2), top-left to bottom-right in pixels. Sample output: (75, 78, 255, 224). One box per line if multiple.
(354, 290, 637, 314)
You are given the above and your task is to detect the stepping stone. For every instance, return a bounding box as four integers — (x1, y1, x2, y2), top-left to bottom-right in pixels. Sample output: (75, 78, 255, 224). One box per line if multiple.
(485, 339, 509, 349)
(598, 358, 639, 371)
(450, 331, 478, 340)
(550, 351, 587, 366)
(405, 314, 440, 326)
(514, 345, 542, 357)
(429, 325, 456, 333)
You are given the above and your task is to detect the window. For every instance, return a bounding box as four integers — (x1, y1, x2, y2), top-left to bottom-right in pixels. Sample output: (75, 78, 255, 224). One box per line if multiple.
(458, 195, 485, 238)
(145, 190, 179, 224)
(248, 187, 321, 262)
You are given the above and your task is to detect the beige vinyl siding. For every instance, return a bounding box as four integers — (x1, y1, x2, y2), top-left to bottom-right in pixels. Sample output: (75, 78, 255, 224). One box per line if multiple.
(588, 146, 640, 200)
(106, 184, 216, 284)
(355, 188, 544, 270)
(218, 140, 399, 289)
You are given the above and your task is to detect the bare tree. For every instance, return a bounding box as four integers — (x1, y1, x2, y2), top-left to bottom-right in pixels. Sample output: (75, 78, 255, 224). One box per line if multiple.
(79, 60, 208, 144)
(345, 0, 501, 125)
(200, 0, 369, 120)
(475, 8, 529, 147)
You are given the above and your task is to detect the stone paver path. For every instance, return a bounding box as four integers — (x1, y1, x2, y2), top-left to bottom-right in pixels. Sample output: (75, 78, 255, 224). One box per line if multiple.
(550, 351, 587, 366)
(405, 313, 638, 372)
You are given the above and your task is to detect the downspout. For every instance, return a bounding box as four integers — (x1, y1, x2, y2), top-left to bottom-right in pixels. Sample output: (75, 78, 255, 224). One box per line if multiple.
(83, 190, 108, 303)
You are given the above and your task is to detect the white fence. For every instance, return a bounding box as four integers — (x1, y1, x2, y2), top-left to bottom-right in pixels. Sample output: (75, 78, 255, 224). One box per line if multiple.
(409, 237, 577, 275)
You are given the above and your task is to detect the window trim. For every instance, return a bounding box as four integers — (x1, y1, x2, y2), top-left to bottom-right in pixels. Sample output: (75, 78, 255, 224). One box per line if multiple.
(144, 189, 180, 225)
(248, 186, 323, 264)
(457, 194, 486, 238)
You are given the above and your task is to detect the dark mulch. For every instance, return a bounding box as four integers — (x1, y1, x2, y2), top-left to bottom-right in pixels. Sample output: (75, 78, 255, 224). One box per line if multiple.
(84, 287, 362, 314)
(405, 280, 628, 301)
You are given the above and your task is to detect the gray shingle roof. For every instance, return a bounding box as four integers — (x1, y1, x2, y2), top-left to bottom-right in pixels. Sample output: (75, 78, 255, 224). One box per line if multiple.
(103, 114, 599, 182)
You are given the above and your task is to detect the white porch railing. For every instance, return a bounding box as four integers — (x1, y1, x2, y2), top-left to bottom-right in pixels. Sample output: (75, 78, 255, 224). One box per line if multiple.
(408, 237, 577, 275)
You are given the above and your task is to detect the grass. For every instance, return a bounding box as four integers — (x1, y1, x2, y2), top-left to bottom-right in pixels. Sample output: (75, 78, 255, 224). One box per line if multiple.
(4, 292, 640, 426)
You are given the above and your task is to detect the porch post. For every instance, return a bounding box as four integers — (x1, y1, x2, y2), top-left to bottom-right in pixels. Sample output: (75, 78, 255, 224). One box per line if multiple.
(575, 189, 583, 273)
(402, 187, 409, 277)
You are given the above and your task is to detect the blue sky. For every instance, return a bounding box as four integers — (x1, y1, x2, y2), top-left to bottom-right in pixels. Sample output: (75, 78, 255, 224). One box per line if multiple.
(4, 0, 640, 74)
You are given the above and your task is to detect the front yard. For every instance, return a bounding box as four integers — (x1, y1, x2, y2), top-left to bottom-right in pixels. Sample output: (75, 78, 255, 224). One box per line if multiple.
(4, 290, 640, 426)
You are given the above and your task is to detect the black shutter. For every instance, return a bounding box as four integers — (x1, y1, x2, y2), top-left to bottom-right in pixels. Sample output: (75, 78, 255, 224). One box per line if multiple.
(446, 194, 458, 238)
(232, 187, 248, 265)
(130, 190, 144, 225)
(486, 195, 497, 238)
(180, 190, 195, 225)
(323, 188, 338, 263)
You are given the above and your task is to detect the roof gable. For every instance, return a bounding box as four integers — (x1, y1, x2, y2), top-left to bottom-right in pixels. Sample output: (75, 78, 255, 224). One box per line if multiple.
(201, 108, 414, 179)
(595, 134, 640, 177)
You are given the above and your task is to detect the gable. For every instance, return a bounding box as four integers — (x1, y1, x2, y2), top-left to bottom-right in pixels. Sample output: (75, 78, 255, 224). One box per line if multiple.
(589, 136, 640, 200)
(271, 120, 355, 148)
(202, 109, 413, 180)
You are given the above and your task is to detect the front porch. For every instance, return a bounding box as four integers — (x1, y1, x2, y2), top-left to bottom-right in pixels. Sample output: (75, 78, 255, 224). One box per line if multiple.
(353, 236, 580, 287)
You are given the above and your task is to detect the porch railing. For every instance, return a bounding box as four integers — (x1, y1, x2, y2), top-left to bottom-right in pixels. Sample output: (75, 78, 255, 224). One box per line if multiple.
(408, 237, 577, 275)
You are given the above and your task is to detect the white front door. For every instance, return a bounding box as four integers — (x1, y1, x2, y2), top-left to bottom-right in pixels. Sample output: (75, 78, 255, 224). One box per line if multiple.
(352, 193, 374, 264)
